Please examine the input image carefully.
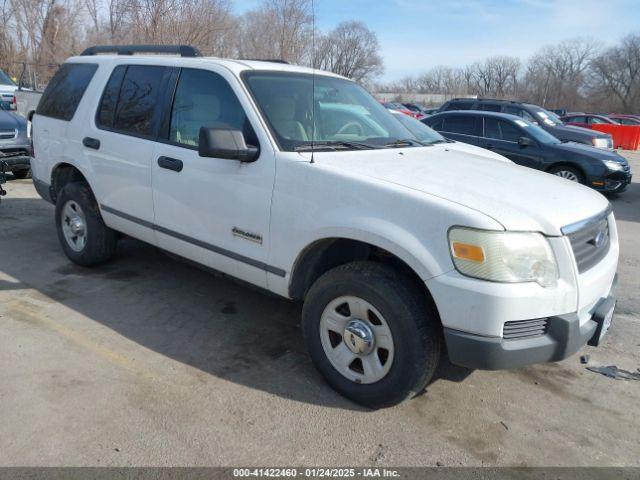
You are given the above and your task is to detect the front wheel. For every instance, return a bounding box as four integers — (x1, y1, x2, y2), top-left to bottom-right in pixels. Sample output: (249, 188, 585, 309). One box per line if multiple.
(302, 261, 441, 409)
(55, 182, 118, 266)
(548, 165, 584, 184)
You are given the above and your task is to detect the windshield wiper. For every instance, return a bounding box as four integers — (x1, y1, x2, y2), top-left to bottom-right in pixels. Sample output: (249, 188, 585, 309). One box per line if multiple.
(384, 139, 424, 148)
(295, 141, 377, 152)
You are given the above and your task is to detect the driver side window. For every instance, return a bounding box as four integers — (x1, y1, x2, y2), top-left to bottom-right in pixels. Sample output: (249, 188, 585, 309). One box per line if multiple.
(484, 118, 523, 142)
(169, 68, 256, 147)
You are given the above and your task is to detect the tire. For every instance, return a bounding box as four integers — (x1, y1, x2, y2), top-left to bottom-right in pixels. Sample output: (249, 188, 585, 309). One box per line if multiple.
(302, 261, 441, 409)
(55, 181, 117, 266)
(548, 165, 584, 184)
(12, 168, 31, 179)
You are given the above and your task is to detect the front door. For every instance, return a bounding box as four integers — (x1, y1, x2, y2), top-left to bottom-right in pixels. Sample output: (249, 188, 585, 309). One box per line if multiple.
(151, 67, 276, 288)
(479, 116, 544, 170)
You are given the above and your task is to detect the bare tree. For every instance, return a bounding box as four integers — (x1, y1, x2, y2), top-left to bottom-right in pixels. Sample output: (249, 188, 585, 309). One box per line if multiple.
(589, 33, 640, 113)
(521, 37, 600, 109)
(238, 0, 312, 63)
(313, 21, 383, 84)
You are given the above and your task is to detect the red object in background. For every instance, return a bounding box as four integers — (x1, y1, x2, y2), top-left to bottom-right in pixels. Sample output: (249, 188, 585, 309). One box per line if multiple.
(591, 124, 640, 150)
(560, 113, 640, 149)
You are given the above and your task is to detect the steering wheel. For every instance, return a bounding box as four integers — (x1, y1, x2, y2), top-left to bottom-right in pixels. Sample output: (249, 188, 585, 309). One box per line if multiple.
(337, 122, 364, 136)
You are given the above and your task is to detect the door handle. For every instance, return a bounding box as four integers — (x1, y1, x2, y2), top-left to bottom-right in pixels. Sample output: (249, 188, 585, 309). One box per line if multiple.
(82, 137, 100, 150)
(157, 156, 183, 172)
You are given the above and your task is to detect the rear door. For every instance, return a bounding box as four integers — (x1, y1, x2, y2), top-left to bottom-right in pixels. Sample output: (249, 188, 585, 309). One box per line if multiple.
(151, 67, 276, 288)
(437, 114, 480, 145)
(85, 64, 169, 244)
(479, 116, 544, 169)
(32, 62, 98, 183)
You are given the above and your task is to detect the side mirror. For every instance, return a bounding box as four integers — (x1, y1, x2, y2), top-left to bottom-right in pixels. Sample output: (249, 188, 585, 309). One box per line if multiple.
(518, 136, 533, 148)
(198, 127, 259, 162)
(27, 110, 35, 122)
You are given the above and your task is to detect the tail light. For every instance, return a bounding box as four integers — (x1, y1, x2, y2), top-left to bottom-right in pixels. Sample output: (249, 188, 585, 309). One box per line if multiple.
(10, 94, 16, 110)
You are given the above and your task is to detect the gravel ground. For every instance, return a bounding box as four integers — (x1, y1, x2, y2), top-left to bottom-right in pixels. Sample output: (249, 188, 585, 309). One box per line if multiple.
(0, 152, 639, 467)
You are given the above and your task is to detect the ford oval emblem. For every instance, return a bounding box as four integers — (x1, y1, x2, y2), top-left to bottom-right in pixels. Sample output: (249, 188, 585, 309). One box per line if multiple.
(593, 230, 606, 248)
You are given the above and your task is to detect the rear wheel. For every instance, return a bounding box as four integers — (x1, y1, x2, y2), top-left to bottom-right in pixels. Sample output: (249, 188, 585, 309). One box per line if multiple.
(548, 165, 584, 184)
(55, 182, 117, 266)
(302, 261, 441, 409)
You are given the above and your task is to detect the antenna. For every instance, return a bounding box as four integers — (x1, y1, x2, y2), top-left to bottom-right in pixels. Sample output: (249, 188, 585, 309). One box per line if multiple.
(310, 0, 316, 164)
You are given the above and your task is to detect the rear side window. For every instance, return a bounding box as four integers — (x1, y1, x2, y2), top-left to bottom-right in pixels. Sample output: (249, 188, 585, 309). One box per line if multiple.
(479, 103, 501, 112)
(96, 65, 165, 137)
(36, 63, 97, 121)
(96, 66, 126, 128)
(114, 66, 165, 136)
(446, 101, 474, 111)
(503, 106, 537, 123)
(442, 115, 476, 135)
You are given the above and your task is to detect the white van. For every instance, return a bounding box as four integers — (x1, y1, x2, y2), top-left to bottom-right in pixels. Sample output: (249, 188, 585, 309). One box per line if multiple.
(30, 45, 618, 408)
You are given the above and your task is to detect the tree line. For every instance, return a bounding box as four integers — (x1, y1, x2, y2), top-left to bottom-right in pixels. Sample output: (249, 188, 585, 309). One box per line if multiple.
(0, 0, 382, 87)
(376, 35, 640, 113)
(1, 0, 639, 114)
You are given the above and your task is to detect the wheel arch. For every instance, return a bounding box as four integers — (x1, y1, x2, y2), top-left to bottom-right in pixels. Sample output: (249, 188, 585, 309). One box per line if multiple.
(50, 162, 92, 204)
(545, 161, 587, 181)
(288, 235, 442, 315)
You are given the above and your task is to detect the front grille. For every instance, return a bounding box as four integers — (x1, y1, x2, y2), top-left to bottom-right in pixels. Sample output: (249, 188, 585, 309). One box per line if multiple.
(0, 147, 29, 157)
(0, 129, 17, 140)
(503, 318, 549, 340)
(565, 211, 611, 273)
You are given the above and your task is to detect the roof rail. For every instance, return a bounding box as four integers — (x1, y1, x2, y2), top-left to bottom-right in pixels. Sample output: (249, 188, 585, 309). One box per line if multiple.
(241, 58, 289, 64)
(80, 45, 202, 57)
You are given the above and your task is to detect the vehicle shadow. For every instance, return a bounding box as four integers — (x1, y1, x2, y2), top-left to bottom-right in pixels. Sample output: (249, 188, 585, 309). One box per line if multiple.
(607, 181, 640, 224)
(0, 197, 471, 411)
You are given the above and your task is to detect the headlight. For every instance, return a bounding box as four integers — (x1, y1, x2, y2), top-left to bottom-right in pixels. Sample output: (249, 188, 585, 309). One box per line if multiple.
(592, 138, 612, 149)
(602, 159, 624, 171)
(448, 228, 558, 287)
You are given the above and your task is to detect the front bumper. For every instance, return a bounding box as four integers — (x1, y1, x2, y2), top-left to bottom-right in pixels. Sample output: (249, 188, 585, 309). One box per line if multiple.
(1, 155, 31, 171)
(589, 169, 632, 193)
(444, 274, 617, 370)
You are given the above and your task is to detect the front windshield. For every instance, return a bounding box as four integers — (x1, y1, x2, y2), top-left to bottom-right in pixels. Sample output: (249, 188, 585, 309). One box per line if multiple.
(243, 72, 419, 151)
(515, 118, 561, 144)
(533, 108, 562, 126)
(0, 70, 15, 86)
(392, 112, 446, 144)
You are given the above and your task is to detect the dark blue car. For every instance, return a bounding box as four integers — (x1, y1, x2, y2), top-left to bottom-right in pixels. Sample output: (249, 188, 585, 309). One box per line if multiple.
(423, 111, 632, 193)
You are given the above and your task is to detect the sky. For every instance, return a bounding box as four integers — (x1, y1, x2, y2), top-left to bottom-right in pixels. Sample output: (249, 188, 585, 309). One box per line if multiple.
(234, 0, 640, 81)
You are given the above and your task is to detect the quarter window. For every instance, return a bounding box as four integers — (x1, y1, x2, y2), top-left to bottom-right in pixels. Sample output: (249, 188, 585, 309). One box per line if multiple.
(37, 63, 98, 121)
(169, 68, 255, 148)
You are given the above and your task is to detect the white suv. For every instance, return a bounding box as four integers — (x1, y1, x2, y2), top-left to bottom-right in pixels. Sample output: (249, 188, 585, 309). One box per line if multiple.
(31, 45, 618, 408)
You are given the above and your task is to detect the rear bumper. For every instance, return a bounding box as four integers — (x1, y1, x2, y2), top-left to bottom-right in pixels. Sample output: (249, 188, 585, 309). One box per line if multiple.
(445, 274, 617, 370)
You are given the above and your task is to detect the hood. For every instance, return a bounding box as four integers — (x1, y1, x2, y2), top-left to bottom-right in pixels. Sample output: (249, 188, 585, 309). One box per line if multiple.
(551, 141, 625, 161)
(0, 111, 25, 130)
(547, 123, 610, 139)
(315, 145, 610, 236)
